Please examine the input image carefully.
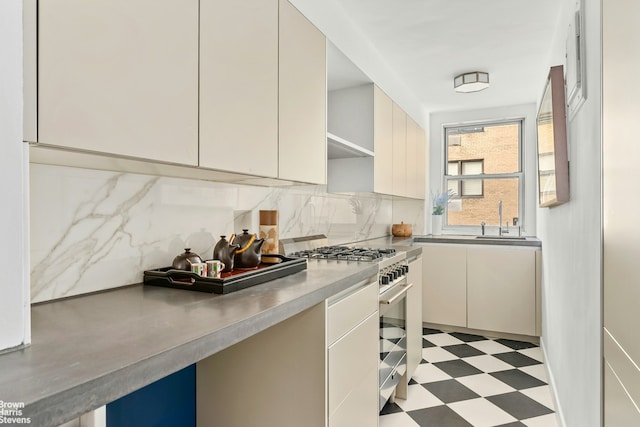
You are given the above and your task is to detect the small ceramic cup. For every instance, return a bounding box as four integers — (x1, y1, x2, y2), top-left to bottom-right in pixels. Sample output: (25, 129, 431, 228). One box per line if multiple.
(206, 260, 225, 278)
(190, 262, 207, 277)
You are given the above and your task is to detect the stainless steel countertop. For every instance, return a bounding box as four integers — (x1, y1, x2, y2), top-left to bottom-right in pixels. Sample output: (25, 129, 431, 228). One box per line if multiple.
(0, 261, 378, 427)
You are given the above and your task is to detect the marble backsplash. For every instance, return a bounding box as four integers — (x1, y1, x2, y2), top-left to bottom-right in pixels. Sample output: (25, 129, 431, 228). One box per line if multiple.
(30, 164, 424, 303)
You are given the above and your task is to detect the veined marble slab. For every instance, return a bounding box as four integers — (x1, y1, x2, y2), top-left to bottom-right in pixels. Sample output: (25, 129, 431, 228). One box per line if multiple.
(30, 164, 421, 302)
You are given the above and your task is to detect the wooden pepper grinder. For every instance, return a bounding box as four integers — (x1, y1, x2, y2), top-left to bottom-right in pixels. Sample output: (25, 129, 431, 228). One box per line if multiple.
(259, 210, 279, 256)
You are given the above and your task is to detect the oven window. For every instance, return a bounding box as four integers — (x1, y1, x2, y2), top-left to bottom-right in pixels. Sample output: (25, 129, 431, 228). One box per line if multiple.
(380, 299, 407, 362)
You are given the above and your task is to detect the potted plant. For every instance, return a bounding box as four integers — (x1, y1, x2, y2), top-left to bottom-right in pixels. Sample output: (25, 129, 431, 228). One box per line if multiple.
(431, 189, 456, 235)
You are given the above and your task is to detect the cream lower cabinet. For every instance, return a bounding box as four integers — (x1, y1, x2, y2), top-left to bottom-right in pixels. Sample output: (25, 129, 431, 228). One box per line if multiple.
(421, 244, 467, 327)
(196, 281, 379, 427)
(37, 0, 199, 166)
(327, 281, 379, 427)
(467, 246, 537, 336)
(420, 243, 540, 337)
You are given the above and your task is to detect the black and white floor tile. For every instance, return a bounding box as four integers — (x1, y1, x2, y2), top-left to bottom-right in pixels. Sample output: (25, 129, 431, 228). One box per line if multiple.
(379, 329, 558, 427)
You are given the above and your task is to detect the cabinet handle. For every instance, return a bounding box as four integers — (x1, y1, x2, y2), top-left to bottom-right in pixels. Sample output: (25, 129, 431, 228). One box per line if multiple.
(379, 283, 413, 305)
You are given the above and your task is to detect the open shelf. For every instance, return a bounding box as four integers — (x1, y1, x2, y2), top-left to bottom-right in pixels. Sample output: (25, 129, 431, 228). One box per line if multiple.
(327, 132, 374, 159)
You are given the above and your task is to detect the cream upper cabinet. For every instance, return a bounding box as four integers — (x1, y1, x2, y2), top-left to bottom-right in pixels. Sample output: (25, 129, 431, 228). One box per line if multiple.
(421, 244, 467, 327)
(405, 117, 419, 198)
(326, 84, 425, 198)
(467, 246, 537, 336)
(327, 84, 390, 194)
(416, 126, 427, 199)
(373, 86, 394, 195)
(406, 117, 426, 199)
(38, 0, 199, 166)
(199, 0, 278, 177)
(392, 103, 407, 198)
(278, 0, 327, 184)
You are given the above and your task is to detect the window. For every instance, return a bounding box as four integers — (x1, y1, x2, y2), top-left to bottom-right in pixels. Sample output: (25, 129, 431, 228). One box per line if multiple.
(444, 121, 523, 228)
(447, 160, 484, 197)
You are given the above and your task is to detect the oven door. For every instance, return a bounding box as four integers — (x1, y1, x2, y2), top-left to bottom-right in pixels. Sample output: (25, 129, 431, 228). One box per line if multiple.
(379, 281, 413, 411)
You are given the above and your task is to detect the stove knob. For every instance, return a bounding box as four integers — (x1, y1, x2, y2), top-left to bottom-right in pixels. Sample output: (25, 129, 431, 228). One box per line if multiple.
(387, 272, 395, 281)
(396, 267, 405, 277)
(380, 275, 390, 285)
(403, 265, 409, 274)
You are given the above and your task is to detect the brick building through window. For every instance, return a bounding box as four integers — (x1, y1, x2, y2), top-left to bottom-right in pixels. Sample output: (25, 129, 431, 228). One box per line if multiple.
(444, 121, 523, 228)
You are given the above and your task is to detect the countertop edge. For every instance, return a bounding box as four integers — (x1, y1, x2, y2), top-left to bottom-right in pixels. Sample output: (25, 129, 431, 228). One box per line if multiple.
(412, 235, 542, 247)
(19, 267, 378, 427)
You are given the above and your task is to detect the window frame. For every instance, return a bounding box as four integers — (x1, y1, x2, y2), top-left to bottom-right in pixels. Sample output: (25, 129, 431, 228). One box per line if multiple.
(443, 119, 525, 230)
(447, 159, 485, 198)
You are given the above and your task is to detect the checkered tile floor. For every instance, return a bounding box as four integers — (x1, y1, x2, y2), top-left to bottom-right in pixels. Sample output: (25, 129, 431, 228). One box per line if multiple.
(379, 328, 558, 427)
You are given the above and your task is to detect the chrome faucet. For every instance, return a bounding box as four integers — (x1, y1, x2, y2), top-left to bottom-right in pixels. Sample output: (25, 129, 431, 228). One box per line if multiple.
(498, 200, 503, 236)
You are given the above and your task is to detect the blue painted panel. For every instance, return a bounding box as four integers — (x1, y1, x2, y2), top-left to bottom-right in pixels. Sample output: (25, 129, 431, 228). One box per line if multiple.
(107, 365, 195, 427)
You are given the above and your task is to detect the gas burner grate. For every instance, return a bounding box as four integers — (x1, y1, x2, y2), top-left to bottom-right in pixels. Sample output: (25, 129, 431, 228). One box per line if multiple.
(288, 246, 398, 263)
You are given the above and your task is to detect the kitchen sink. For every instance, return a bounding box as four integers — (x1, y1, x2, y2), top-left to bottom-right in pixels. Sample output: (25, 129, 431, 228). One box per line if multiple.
(475, 235, 527, 241)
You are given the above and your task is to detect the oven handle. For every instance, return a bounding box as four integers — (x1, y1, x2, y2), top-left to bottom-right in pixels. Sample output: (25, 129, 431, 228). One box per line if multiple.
(379, 283, 413, 305)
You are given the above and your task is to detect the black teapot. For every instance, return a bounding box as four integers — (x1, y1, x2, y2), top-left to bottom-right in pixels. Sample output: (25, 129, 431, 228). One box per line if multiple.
(229, 229, 265, 269)
(213, 236, 239, 273)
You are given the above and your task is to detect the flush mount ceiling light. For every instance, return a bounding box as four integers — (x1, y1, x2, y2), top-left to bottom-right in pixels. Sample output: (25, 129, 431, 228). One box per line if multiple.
(454, 71, 490, 93)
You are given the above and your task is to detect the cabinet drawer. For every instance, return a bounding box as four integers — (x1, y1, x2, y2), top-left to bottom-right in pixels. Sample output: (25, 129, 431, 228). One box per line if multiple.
(327, 282, 378, 344)
(328, 312, 378, 417)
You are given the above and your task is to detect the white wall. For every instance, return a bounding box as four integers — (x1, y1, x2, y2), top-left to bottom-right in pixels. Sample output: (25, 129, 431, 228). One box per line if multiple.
(0, 0, 31, 351)
(536, 0, 602, 426)
(429, 103, 538, 236)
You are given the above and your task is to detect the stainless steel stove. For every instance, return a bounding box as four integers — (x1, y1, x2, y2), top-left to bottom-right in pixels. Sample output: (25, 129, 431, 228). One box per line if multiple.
(281, 235, 410, 410)
(281, 236, 408, 295)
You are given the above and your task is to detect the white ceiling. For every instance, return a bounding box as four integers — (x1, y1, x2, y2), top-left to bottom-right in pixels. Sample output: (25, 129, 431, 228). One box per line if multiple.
(327, 0, 564, 114)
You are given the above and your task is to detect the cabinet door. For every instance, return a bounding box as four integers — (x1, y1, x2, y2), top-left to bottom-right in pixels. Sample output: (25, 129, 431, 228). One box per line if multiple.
(373, 86, 394, 195)
(38, 0, 198, 166)
(467, 247, 536, 336)
(417, 125, 427, 200)
(278, 0, 327, 184)
(392, 103, 407, 197)
(328, 313, 378, 426)
(406, 117, 419, 198)
(200, 0, 278, 177)
(421, 245, 467, 327)
(406, 256, 423, 381)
